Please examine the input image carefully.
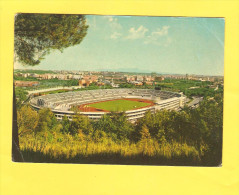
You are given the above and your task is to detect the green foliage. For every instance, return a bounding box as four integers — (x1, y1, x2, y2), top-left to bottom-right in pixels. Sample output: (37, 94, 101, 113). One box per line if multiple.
(14, 13, 88, 65)
(110, 112, 134, 141)
(118, 79, 220, 98)
(185, 87, 223, 98)
(91, 130, 107, 143)
(154, 79, 221, 98)
(40, 89, 70, 95)
(39, 78, 77, 89)
(17, 105, 39, 136)
(119, 83, 154, 89)
(66, 79, 79, 86)
(134, 110, 176, 142)
(15, 87, 28, 108)
(140, 124, 151, 140)
(119, 83, 134, 88)
(19, 134, 200, 165)
(191, 96, 223, 163)
(14, 78, 81, 91)
(17, 91, 223, 166)
(93, 114, 115, 136)
(37, 108, 58, 134)
(14, 75, 39, 81)
(93, 112, 134, 142)
(14, 69, 55, 74)
(70, 114, 93, 136)
(61, 115, 70, 134)
(75, 84, 113, 91)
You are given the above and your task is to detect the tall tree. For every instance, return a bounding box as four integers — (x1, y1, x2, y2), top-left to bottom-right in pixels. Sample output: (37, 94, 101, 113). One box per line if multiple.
(17, 105, 39, 136)
(61, 115, 71, 134)
(37, 108, 58, 134)
(14, 14, 88, 65)
(70, 114, 93, 136)
(13, 13, 88, 161)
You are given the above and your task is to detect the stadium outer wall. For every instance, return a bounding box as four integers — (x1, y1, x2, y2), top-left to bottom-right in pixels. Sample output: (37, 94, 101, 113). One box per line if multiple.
(30, 89, 186, 121)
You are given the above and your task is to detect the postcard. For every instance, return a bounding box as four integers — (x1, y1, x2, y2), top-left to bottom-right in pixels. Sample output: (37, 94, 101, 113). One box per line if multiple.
(13, 14, 224, 166)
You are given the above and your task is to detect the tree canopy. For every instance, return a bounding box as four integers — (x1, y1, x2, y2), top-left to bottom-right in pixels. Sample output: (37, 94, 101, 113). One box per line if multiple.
(14, 13, 88, 65)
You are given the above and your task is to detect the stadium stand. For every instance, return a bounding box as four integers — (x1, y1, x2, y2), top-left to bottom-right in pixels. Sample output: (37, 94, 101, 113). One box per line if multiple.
(30, 89, 186, 121)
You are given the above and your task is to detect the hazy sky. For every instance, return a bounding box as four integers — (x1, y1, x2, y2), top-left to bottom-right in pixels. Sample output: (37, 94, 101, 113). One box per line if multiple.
(15, 15, 225, 76)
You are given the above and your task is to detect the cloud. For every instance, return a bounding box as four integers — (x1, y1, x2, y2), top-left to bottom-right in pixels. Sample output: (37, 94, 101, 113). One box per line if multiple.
(108, 16, 114, 22)
(144, 26, 171, 45)
(152, 26, 170, 36)
(125, 25, 149, 40)
(110, 32, 122, 39)
(108, 16, 118, 23)
(104, 16, 122, 29)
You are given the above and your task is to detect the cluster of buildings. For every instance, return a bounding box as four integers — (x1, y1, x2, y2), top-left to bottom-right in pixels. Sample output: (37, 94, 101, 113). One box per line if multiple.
(15, 72, 82, 80)
(14, 81, 39, 87)
(15, 70, 223, 89)
(78, 75, 99, 87)
(15, 71, 167, 88)
(170, 74, 224, 82)
(77, 74, 165, 87)
(124, 75, 164, 86)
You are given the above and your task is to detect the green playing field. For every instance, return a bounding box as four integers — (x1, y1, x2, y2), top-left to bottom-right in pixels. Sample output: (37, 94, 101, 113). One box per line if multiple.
(88, 99, 151, 112)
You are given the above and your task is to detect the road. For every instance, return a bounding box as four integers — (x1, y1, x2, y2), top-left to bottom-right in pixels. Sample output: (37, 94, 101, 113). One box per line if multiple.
(187, 97, 204, 107)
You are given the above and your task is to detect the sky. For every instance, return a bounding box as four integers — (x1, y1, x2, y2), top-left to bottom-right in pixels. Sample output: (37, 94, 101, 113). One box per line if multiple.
(15, 15, 225, 76)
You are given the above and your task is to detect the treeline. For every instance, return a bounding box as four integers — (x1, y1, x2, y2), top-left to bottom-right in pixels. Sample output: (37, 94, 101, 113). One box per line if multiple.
(15, 87, 28, 108)
(14, 69, 55, 74)
(14, 77, 80, 88)
(14, 75, 39, 81)
(185, 86, 223, 98)
(119, 79, 223, 98)
(17, 93, 223, 166)
(119, 83, 154, 89)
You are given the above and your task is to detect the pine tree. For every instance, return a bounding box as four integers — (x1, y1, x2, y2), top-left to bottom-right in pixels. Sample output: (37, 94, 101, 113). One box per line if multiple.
(14, 14, 88, 65)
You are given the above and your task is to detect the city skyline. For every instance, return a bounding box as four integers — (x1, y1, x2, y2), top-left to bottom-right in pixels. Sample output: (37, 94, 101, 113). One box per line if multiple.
(15, 15, 225, 76)
(14, 68, 224, 77)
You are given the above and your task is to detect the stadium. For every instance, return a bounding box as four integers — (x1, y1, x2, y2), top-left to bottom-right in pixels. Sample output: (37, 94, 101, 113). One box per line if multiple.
(30, 89, 186, 121)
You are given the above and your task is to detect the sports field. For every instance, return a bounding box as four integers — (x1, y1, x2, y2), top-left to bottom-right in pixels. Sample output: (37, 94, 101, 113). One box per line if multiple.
(88, 99, 152, 112)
